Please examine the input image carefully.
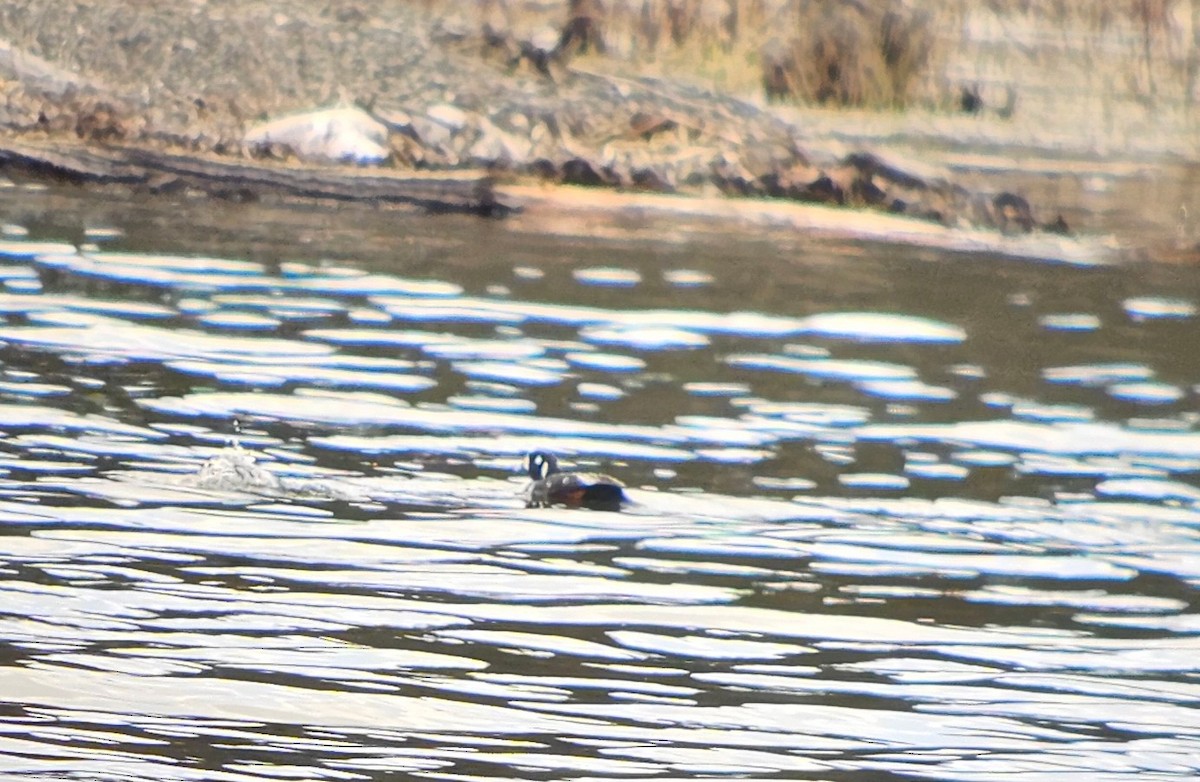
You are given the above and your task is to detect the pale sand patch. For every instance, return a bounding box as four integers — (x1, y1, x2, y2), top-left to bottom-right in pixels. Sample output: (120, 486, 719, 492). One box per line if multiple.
(499, 183, 1124, 266)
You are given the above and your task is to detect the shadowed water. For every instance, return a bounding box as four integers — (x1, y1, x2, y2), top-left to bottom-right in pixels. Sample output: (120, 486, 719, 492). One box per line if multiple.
(0, 183, 1198, 781)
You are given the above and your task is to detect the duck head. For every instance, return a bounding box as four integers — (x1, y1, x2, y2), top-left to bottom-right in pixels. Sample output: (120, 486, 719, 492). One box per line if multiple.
(523, 450, 559, 480)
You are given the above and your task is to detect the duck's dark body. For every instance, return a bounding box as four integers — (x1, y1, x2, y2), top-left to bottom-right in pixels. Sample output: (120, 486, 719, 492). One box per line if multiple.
(523, 451, 625, 511)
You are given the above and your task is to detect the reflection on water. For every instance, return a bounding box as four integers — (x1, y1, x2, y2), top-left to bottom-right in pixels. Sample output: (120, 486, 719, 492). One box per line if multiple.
(0, 184, 1199, 781)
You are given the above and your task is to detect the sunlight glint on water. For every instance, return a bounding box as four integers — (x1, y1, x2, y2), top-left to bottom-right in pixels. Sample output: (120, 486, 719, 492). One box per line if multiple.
(0, 185, 1197, 781)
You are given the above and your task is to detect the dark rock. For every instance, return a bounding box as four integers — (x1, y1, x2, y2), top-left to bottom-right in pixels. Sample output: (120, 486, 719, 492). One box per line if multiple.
(759, 160, 823, 199)
(631, 166, 673, 192)
(844, 151, 926, 191)
(562, 156, 605, 186)
(527, 157, 559, 179)
(850, 175, 887, 206)
(628, 110, 678, 141)
(513, 31, 564, 80)
(710, 152, 760, 196)
(960, 84, 982, 113)
(993, 192, 1035, 233)
(1044, 214, 1071, 235)
(799, 174, 844, 205)
(73, 100, 130, 142)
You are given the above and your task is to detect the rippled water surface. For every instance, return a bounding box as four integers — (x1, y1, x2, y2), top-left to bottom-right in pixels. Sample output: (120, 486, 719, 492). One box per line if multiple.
(1, 184, 1199, 781)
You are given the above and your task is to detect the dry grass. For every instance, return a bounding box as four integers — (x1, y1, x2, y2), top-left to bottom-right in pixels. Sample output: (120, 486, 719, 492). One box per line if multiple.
(487, 0, 1195, 110)
(758, 1, 935, 107)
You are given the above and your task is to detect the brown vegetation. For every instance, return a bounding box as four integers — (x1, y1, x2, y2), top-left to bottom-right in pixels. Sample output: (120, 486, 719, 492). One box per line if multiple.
(760, 1, 935, 107)
(488, 0, 1194, 110)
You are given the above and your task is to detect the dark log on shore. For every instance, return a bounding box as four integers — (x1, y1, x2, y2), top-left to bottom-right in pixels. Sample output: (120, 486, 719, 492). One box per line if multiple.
(0, 138, 510, 216)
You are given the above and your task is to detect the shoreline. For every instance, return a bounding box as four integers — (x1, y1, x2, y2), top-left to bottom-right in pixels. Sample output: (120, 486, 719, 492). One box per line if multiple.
(0, 1, 1194, 263)
(0, 132, 1140, 266)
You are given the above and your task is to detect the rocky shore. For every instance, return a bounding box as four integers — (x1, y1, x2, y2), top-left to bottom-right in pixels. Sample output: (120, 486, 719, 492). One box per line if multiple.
(0, 1, 1104, 236)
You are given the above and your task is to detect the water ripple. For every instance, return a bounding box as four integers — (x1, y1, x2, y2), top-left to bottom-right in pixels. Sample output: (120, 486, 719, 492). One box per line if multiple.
(1, 189, 1198, 781)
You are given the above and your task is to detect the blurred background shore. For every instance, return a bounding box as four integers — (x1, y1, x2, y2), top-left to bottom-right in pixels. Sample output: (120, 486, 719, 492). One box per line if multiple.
(0, 1, 1195, 250)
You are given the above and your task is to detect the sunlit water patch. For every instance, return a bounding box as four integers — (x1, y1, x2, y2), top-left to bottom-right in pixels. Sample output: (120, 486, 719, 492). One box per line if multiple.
(662, 268, 713, 286)
(573, 266, 642, 286)
(795, 312, 966, 343)
(1107, 381, 1186, 405)
(1039, 312, 1102, 331)
(580, 323, 709, 350)
(1123, 296, 1197, 320)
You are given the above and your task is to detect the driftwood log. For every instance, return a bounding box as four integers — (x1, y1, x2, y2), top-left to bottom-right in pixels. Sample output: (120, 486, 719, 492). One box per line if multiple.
(0, 138, 509, 216)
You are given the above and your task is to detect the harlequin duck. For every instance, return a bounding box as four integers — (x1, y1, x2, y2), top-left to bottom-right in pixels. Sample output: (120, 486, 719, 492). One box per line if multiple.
(523, 450, 626, 510)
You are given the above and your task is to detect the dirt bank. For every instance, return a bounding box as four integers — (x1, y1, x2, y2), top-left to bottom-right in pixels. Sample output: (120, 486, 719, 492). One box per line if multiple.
(0, 1, 1194, 260)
